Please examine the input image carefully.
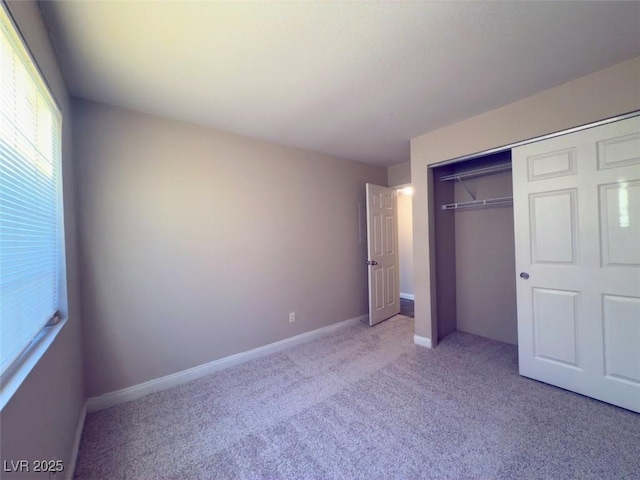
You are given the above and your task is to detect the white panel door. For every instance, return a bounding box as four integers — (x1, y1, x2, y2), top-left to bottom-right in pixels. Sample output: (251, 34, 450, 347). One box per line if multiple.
(513, 115, 640, 413)
(366, 184, 400, 326)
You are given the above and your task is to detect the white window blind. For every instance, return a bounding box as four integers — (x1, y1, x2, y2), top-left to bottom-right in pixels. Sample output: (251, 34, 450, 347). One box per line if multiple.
(0, 5, 64, 375)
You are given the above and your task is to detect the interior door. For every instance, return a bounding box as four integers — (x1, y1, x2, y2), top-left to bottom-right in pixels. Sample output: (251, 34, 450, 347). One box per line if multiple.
(513, 115, 640, 413)
(366, 183, 400, 326)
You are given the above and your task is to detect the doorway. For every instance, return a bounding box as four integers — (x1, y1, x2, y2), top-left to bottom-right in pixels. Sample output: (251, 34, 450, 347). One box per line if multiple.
(386, 162, 414, 318)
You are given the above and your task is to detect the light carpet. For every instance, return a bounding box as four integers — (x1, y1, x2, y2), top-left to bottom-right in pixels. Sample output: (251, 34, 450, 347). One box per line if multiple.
(74, 315, 640, 479)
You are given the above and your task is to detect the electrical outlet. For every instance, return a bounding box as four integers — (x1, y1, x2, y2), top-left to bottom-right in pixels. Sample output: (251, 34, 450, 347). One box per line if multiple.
(289, 312, 296, 323)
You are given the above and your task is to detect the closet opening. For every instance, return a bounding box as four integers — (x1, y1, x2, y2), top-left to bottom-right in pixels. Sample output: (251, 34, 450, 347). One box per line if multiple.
(431, 150, 517, 345)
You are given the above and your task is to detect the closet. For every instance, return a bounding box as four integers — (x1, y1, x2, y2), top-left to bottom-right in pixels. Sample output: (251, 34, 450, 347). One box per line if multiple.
(428, 115, 640, 413)
(432, 150, 517, 344)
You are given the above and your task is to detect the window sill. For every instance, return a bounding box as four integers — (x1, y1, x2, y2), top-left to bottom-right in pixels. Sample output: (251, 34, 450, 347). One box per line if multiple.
(0, 318, 68, 411)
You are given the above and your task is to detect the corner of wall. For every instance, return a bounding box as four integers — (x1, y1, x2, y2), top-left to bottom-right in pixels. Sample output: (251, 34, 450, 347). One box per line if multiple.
(387, 161, 411, 187)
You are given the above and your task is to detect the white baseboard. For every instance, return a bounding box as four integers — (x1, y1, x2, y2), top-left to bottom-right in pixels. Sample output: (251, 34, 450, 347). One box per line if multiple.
(86, 314, 368, 412)
(67, 403, 86, 480)
(400, 293, 415, 301)
(413, 335, 432, 348)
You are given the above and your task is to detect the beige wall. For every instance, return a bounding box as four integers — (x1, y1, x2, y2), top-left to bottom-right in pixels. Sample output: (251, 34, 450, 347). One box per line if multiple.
(397, 192, 414, 297)
(387, 161, 411, 187)
(1, 1, 85, 478)
(411, 56, 640, 343)
(73, 99, 386, 397)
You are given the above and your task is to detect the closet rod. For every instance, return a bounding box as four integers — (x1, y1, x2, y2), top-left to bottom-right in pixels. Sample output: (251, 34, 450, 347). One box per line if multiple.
(439, 163, 512, 182)
(441, 196, 513, 211)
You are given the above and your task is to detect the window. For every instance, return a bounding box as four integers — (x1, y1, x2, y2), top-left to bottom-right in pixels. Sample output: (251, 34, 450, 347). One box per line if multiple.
(0, 4, 65, 377)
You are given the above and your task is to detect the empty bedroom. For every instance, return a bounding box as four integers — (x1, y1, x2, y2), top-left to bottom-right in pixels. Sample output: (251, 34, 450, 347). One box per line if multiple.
(1, 1, 639, 479)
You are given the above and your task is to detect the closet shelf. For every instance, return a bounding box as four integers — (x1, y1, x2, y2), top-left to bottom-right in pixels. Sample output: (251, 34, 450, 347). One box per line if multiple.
(442, 196, 513, 211)
(439, 163, 511, 182)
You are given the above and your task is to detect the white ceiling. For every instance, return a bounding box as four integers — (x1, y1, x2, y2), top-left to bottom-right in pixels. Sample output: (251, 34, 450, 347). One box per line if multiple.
(41, 1, 640, 167)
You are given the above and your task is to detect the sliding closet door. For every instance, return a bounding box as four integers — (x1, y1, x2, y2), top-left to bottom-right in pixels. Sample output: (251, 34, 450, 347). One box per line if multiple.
(513, 115, 640, 413)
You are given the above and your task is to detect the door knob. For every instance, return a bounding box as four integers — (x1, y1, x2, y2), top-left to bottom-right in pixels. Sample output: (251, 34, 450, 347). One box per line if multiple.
(520, 272, 530, 279)
(367, 260, 378, 266)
